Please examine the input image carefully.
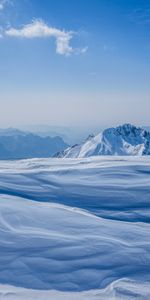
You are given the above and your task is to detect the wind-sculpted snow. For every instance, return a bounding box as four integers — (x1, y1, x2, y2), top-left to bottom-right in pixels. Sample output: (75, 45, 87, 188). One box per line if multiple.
(0, 157, 150, 299)
(0, 280, 150, 300)
(0, 196, 150, 294)
(0, 157, 150, 222)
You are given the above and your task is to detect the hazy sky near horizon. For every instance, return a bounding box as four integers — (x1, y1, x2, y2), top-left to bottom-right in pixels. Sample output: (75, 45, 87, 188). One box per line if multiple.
(0, 0, 150, 128)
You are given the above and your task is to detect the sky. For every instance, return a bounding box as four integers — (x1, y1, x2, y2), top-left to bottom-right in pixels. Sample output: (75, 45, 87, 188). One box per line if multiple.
(0, 0, 150, 129)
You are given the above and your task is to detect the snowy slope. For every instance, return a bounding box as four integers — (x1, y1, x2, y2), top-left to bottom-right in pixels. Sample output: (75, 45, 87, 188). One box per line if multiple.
(0, 156, 150, 222)
(1, 280, 150, 300)
(1, 195, 150, 291)
(57, 124, 150, 157)
(0, 195, 150, 299)
(0, 157, 150, 299)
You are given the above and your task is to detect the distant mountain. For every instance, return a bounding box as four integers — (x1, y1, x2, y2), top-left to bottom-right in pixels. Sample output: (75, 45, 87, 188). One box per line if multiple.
(19, 124, 103, 144)
(56, 124, 150, 158)
(0, 128, 28, 136)
(0, 128, 68, 159)
(20, 125, 70, 143)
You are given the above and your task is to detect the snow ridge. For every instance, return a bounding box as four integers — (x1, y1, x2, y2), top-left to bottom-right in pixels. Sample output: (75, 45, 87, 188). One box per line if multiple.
(57, 124, 150, 157)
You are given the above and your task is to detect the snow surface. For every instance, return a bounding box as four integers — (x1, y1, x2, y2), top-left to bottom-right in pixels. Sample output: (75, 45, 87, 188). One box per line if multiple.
(0, 156, 150, 222)
(0, 280, 150, 300)
(0, 156, 150, 299)
(57, 124, 150, 157)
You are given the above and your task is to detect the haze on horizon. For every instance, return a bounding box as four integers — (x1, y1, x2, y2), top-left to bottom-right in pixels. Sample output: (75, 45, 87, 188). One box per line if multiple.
(0, 0, 150, 129)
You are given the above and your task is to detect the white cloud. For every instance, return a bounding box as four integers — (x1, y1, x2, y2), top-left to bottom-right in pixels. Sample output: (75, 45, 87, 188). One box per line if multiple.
(0, 0, 11, 10)
(5, 19, 87, 56)
(56, 35, 73, 56)
(0, 0, 6, 10)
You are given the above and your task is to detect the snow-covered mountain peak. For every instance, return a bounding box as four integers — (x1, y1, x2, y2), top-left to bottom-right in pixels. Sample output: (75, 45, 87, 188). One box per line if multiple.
(56, 124, 150, 158)
(116, 123, 145, 137)
(85, 133, 95, 141)
(104, 123, 143, 137)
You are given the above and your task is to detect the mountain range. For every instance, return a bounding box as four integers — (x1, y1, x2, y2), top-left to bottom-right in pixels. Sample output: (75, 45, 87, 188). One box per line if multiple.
(0, 128, 68, 159)
(56, 124, 150, 157)
(1, 124, 150, 160)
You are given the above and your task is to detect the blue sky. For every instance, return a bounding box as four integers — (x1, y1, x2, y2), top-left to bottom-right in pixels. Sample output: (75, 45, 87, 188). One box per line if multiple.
(0, 0, 150, 129)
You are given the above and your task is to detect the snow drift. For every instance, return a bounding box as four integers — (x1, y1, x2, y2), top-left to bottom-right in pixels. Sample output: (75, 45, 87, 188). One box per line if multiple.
(0, 156, 150, 222)
(0, 156, 150, 299)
